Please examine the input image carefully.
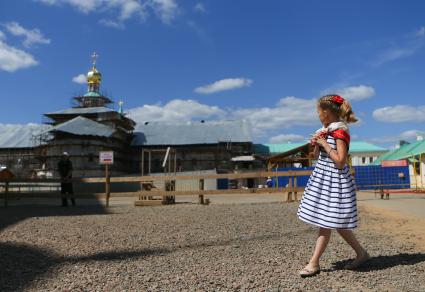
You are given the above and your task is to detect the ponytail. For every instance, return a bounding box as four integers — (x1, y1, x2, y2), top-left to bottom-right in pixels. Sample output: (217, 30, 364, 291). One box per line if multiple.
(340, 99, 358, 124)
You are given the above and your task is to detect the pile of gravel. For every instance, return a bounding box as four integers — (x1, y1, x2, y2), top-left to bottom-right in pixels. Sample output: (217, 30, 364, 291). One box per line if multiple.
(1, 202, 424, 291)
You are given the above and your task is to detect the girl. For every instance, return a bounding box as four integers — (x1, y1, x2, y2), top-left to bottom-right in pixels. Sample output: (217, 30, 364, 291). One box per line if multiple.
(297, 94, 369, 277)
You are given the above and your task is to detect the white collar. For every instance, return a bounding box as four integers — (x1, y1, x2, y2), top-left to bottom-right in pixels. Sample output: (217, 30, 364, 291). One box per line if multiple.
(316, 121, 349, 134)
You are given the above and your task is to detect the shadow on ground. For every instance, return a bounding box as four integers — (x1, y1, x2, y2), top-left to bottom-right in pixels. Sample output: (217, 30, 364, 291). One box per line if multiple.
(331, 253, 425, 272)
(0, 203, 109, 231)
(0, 204, 283, 291)
(0, 203, 110, 291)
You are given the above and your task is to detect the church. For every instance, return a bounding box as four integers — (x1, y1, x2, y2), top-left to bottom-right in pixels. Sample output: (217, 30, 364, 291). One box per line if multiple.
(0, 54, 253, 178)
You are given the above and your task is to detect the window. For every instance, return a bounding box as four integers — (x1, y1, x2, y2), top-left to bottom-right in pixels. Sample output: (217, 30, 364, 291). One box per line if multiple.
(369, 157, 373, 163)
(362, 157, 366, 164)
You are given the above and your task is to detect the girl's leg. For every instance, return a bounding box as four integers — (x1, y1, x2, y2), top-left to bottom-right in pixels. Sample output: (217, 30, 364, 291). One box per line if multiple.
(307, 227, 332, 268)
(337, 229, 369, 268)
(336, 229, 367, 257)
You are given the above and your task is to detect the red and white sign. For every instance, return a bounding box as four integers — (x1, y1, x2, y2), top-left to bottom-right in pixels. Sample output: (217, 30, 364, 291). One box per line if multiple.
(381, 160, 407, 167)
(99, 151, 114, 165)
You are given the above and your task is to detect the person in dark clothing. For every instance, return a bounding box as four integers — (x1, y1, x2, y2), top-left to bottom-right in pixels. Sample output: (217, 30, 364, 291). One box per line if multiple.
(58, 152, 75, 206)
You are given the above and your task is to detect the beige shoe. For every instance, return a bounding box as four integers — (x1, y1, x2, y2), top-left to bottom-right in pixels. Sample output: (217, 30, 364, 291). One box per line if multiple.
(299, 265, 320, 277)
(345, 252, 370, 270)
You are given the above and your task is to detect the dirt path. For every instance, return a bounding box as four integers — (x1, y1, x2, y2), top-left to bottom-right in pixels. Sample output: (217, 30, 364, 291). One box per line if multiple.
(358, 191, 425, 251)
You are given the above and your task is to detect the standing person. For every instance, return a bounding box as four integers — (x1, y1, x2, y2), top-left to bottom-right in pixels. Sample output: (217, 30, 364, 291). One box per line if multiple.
(58, 152, 75, 206)
(297, 94, 369, 277)
(266, 177, 273, 188)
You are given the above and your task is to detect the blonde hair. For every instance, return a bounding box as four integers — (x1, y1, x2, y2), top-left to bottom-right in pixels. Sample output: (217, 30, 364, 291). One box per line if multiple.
(318, 94, 358, 124)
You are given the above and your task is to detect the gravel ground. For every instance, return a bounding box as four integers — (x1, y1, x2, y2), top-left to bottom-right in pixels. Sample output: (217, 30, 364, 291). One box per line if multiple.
(1, 201, 425, 291)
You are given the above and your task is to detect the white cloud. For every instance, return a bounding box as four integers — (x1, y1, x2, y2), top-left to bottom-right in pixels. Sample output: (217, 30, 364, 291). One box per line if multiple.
(118, 0, 144, 20)
(72, 73, 86, 84)
(416, 26, 425, 37)
(373, 105, 425, 123)
(194, 2, 206, 13)
(268, 134, 306, 144)
(194, 78, 253, 94)
(400, 129, 425, 140)
(0, 40, 38, 72)
(233, 96, 318, 136)
(0, 30, 5, 40)
(36, 0, 102, 13)
(36, 0, 179, 25)
(334, 85, 375, 101)
(374, 47, 418, 66)
(99, 19, 125, 29)
(127, 99, 226, 123)
(150, 0, 179, 24)
(368, 129, 425, 146)
(370, 26, 425, 67)
(187, 21, 212, 45)
(127, 96, 321, 139)
(3, 22, 50, 48)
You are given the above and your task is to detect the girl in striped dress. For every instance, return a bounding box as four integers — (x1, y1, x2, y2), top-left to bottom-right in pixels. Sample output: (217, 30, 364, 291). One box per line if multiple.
(298, 94, 369, 277)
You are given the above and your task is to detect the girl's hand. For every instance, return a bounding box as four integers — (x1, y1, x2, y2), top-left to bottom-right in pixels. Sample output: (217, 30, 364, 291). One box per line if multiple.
(310, 132, 323, 145)
(316, 136, 328, 148)
(310, 134, 317, 145)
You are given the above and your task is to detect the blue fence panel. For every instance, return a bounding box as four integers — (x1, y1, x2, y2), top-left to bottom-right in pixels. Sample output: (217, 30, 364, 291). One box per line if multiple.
(273, 167, 314, 188)
(353, 165, 410, 190)
(217, 178, 229, 189)
(272, 165, 410, 190)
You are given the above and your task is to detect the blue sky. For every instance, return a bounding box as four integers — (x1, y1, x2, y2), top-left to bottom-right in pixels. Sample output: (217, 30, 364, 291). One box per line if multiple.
(1, 0, 425, 148)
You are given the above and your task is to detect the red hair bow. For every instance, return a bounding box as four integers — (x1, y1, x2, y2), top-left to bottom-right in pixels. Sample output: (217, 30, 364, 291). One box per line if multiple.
(332, 95, 344, 104)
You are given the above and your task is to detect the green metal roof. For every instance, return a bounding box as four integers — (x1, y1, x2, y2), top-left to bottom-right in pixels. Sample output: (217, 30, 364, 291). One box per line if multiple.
(266, 143, 305, 153)
(254, 141, 387, 156)
(349, 141, 388, 153)
(372, 139, 425, 165)
(83, 91, 101, 97)
(253, 143, 305, 155)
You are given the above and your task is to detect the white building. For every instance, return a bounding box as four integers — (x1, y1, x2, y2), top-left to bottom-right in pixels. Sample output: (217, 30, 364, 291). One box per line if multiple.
(348, 142, 388, 166)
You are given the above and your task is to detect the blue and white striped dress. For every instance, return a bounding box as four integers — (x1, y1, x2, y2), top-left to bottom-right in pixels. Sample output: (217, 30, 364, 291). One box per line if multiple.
(297, 133, 358, 229)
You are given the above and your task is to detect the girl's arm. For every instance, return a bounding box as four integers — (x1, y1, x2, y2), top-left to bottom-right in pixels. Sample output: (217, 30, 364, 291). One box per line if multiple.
(310, 132, 322, 159)
(313, 144, 320, 159)
(317, 138, 348, 169)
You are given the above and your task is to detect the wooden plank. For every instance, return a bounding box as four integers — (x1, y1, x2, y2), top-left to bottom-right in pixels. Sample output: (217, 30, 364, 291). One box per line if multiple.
(0, 186, 306, 198)
(134, 200, 166, 206)
(0, 178, 61, 183)
(0, 192, 139, 199)
(106, 170, 314, 183)
(357, 183, 411, 187)
(77, 177, 105, 183)
(137, 187, 305, 196)
(0, 169, 356, 184)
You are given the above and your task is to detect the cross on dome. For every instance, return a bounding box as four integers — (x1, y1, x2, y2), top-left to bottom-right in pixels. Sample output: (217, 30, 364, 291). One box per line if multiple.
(91, 52, 99, 67)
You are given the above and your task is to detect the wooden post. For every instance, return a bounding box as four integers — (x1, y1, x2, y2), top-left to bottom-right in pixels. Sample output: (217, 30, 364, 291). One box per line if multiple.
(174, 151, 177, 174)
(141, 150, 145, 176)
(420, 153, 424, 189)
(105, 164, 110, 207)
(274, 167, 278, 190)
(287, 177, 293, 202)
(294, 176, 298, 201)
(140, 150, 145, 200)
(4, 181, 9, 207)
(148, 151, 151, 175)
(168, 152, 171, 174)
(199, 178, 205, 205)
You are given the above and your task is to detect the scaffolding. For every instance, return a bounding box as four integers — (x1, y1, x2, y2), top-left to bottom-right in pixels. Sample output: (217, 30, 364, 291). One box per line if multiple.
(138, 148, 178, 205)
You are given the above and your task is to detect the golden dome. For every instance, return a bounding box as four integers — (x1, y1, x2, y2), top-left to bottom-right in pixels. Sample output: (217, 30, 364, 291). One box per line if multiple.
(87, 66, 102, 84)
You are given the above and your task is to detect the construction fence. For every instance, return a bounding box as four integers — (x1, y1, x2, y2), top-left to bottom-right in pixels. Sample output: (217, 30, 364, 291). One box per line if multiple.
(0, 165, 419, 207)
